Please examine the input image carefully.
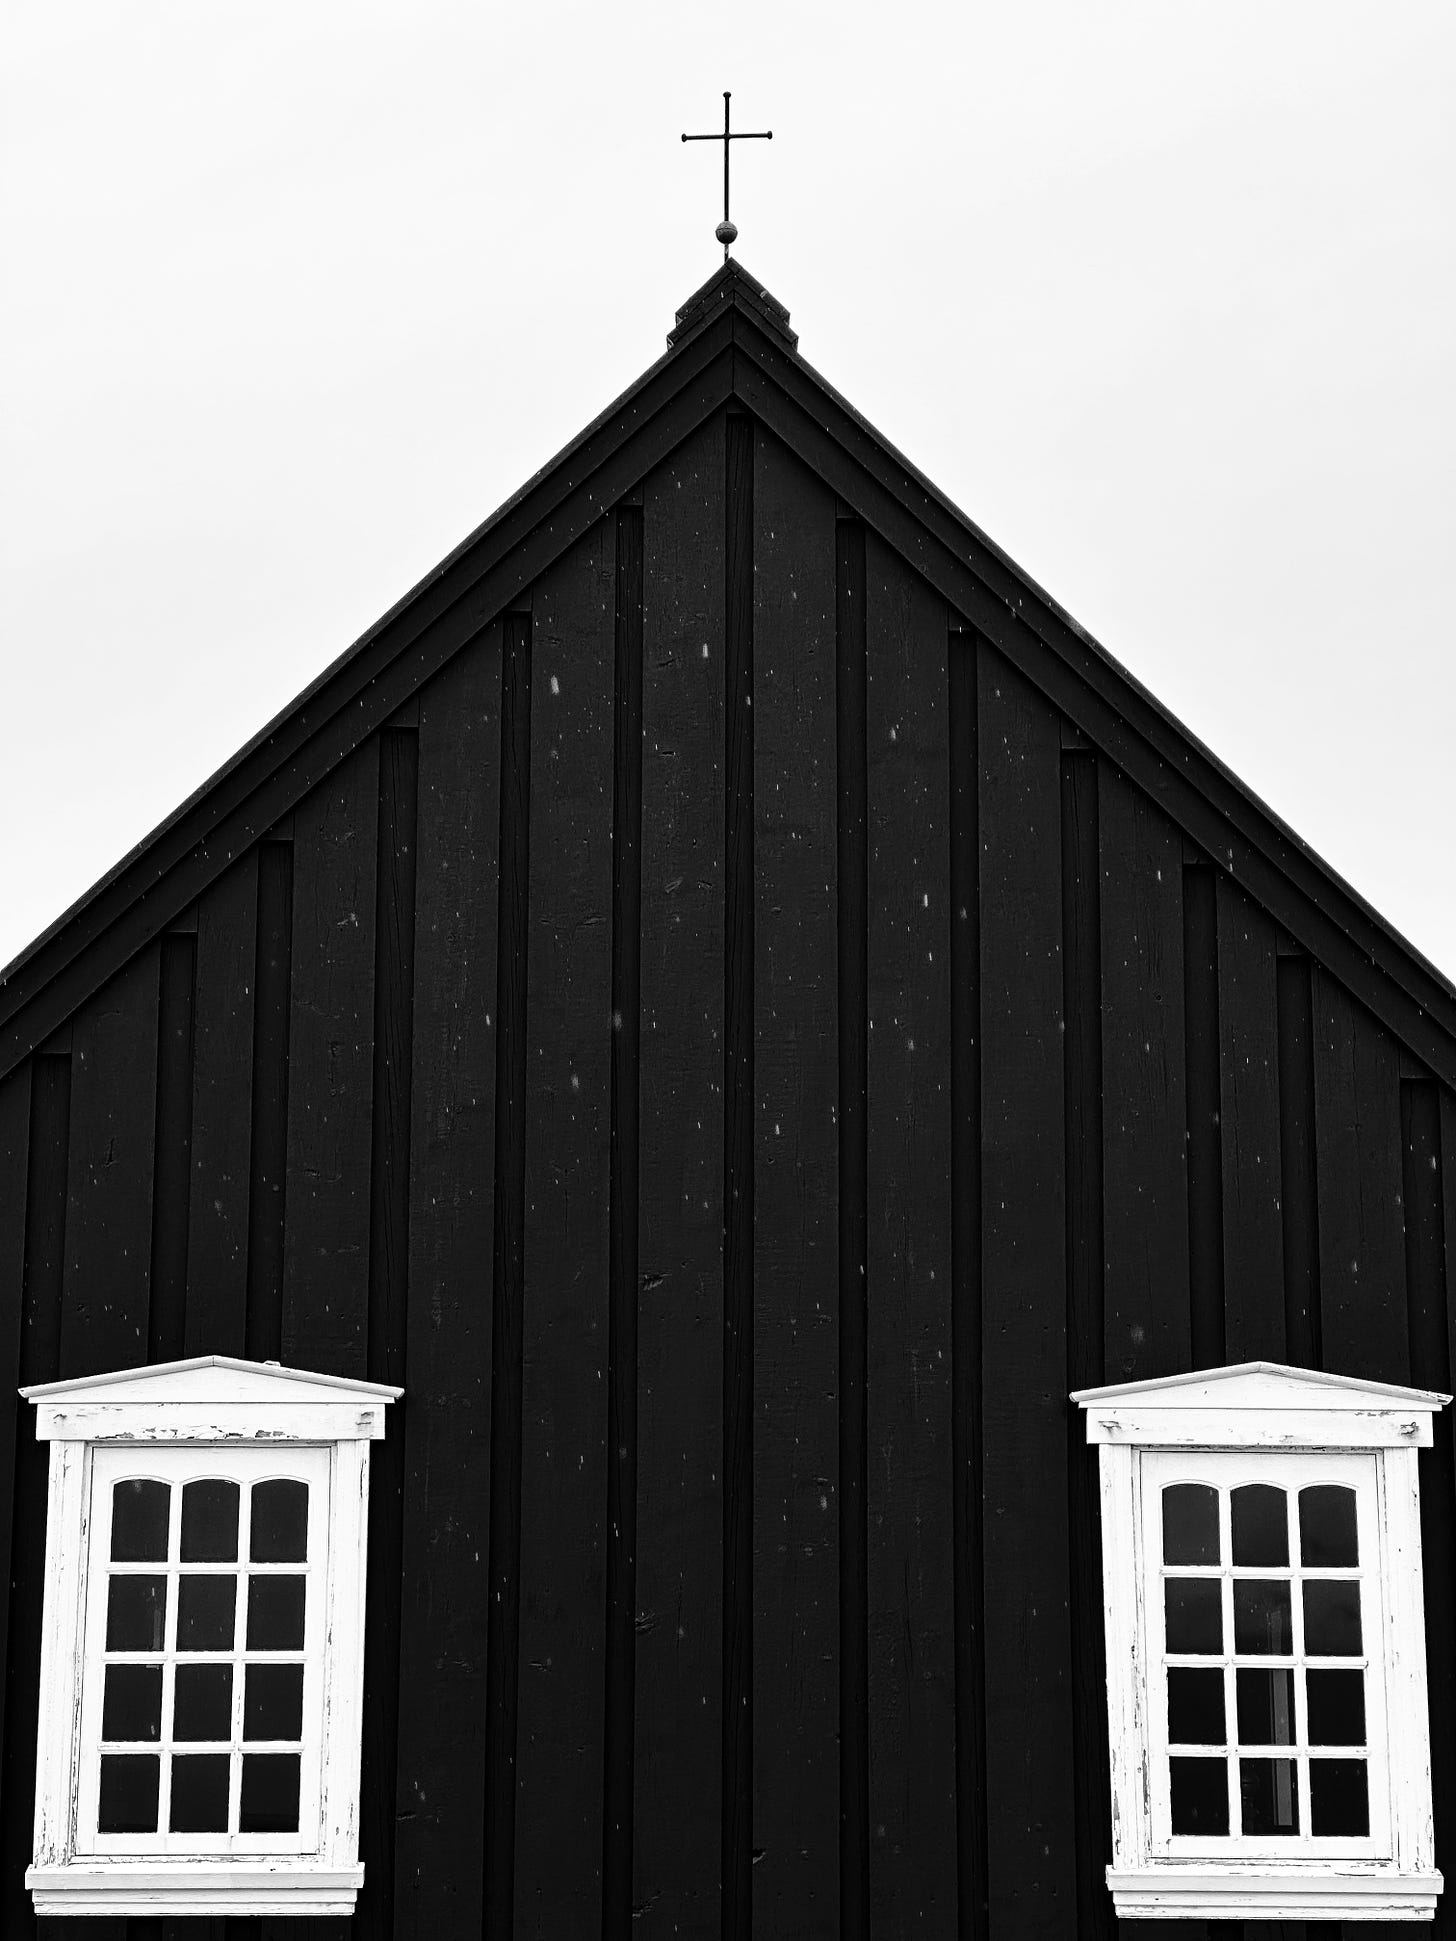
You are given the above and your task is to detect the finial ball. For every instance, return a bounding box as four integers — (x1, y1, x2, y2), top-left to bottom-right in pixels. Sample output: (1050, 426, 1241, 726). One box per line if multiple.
(716, 219, 739, 246)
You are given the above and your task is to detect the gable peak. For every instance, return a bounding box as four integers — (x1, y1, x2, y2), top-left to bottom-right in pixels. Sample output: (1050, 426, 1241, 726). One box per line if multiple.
(667, 257, 797, 351)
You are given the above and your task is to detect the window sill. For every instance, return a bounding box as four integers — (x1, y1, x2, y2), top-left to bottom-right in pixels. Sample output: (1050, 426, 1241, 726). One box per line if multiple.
(1106, 1862, 1443, 1921)
(27, 1859, 365, 1917)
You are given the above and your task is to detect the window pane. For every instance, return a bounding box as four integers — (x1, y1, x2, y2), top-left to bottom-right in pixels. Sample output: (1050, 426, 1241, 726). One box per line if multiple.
(1163, 1484, 1220, 1566)
(170, 1754, 230, 1832)
(98, 1753, 160, 1833)
(1240, 1757, 1300, 1835)
(244, 1663, 304, 1742)
(1303, 1581, 1362, 1656)
(247, 1574, 306, 1650)
(1170, 1757, 1229, 1835)
(1310, 1757, 1369, 1836)
(111, 1480, 170, 1562)
(174, 1664, 233, 1742)
(1307, 1668, 1365, 1746)
(106, 1575, 166, 1652)
(1236, 1667, 1296, 1747)
(102, 1665, 162, 1743)
(1300, 1485, 1359, 1567)
(177, 1575, 237, 1652)
(251, 1480, 309, 1563)
(1168, 1668, 1225, 1745)
(240, 1752, 301, 1833)
(1230, 1484, 1288, 1567)
(1233, 1579, 1292, 1654)
(1165, 1579, 1222, 1654)
(180, 1479, 240, 1562)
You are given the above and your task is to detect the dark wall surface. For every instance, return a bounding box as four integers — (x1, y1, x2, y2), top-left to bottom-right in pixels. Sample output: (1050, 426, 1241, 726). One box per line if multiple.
(2, 411, 1454, 1941)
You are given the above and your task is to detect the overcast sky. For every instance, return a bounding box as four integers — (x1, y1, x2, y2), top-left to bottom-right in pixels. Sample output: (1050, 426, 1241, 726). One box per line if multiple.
(2, 2, 1452, 986)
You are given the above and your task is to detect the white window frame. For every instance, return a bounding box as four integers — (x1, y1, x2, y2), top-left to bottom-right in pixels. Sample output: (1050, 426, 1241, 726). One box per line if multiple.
(1074, 1361, 1447, 1923)
(22, 1355, 400, 1919)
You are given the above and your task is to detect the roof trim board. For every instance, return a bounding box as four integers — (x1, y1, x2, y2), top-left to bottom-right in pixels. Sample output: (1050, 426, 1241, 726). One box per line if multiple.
(3, 262, 1453, 1089)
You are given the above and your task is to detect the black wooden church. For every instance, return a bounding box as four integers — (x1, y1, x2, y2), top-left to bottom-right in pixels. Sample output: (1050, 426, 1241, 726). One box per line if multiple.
(2, 256, 1456, 1940)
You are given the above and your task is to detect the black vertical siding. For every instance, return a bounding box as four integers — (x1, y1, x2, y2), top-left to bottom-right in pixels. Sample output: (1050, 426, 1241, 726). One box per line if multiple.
(1, 408, 1455, 1941)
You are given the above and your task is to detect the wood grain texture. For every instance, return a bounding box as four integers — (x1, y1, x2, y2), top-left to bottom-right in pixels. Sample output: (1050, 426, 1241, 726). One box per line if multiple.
(282, 740, 380, 1378)
(185, 852, 258, 1356)
(1312, 976, 1408, 1384)
(1216, 881, 1286, 1362)
(513, 526, 614, 1938)
(391, 633, 500, 1938)
(751, 435, 840, 1936)
(60, 949, 161, 1378)
(864, 534, 956, 1931)
(1099, 770, 1190, 1382)
(978, 648, 1077, 1937)
(633, 414, 725, 1937)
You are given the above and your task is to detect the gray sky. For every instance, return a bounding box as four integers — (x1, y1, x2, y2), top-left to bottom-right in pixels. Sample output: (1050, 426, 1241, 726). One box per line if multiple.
(3, 2, 1452, 983)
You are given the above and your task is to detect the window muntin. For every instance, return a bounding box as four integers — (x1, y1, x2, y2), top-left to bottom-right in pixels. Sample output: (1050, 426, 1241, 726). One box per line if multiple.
(1143, 1449, 1388, 1858)
(76, 1446, 329, 1857)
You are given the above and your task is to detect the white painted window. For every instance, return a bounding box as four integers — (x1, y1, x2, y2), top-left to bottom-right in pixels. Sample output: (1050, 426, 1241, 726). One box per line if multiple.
(22, 1356, 400, 1920)
(1074, 1362, 1447, 1923)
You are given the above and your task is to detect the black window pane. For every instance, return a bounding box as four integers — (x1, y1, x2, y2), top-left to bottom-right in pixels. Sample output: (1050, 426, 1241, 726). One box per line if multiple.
(1170, 1757, 1229, 1834)
(106, 1575, 167, 1652)
(1165, 1579, 1222, 1654)
(1236, 1667, 1296, 1747)
(170, 1753, 230, 1832)
(1233, 1579, 1292, 1654)
(1241, 1757, 1300, 1835)
(1304, 1581, 1362, 1656)
(177, 1575, 237, 1652)
(1231, 1484, 1289, 1567)
(1168, 1668, 1225, 1745)
(111, 1480, 170, 1562)
(245, 1663, 304, 1742)
(1300, 1485, 1359, 1567)
(1307, 1669, 1366, 1746)
(1310, 1757, 1369, 1836)
(174, 1663, 233, 1742)
(247, 1574, 306, 1650)
(1163, 1484, 1220, 1566)
(98, 1753, 159, 1833)
(240, 1752, 300, 1833)
(102, 1665, 162, 1743)
(180, 1479, 240, 1562)
(251, 1480, 308, 1563)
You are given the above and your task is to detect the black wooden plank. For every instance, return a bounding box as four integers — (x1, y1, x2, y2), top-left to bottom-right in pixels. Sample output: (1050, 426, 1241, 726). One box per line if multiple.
(603, 498, 645, 1929)
(512, 528, 615, 1937)
(1216, 882, 1286, 1362)
(1183, 862, 1225, 1367)
(391, 632, 500, 1938)
(751, 436, 840, 1935)
(3, 1055, 67, 1939)
(836, 515, 871, 1941)
(0, 1063, 31, 1901)
(864, 535, 956, 1930)
(1099, 771, 1191, 1382)
(1312, 978, 1409, 1383)
(978, 648, 1077, 1935)
(185, 853, 258, 1356)
(633, 414, 726, 1936)
(281, 741, 380, 1378)
(245, 838, 294, 1363)
(355, 725, 419, 1941)
(147, 932, 196, 1363)
(60, 949, 161, 1378)
(483, 608, 532, 1935)
(1277, 955, 1322, 1368)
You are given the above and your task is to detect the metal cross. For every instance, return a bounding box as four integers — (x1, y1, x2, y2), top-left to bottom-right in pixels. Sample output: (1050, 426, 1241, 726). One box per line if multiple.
(682, 92, 772, 259)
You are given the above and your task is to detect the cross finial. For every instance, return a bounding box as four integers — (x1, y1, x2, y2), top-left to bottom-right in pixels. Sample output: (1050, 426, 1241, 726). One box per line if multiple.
(682, 92, 772, 260)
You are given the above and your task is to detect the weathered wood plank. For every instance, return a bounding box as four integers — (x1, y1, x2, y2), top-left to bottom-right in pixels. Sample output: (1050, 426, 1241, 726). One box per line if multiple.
(0, 1065, 31, 1873)
(979, 648, 1077, 1936)
(751, 435, 840, 1936)
(147, 932, 196, 1363)
(391, 633, 500, 1937)
(513, 526, 615, 1938)
(864, 535, 956, 1931)
(1216, 881, 1286, 1362)
(633, 414, 725, 1938)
